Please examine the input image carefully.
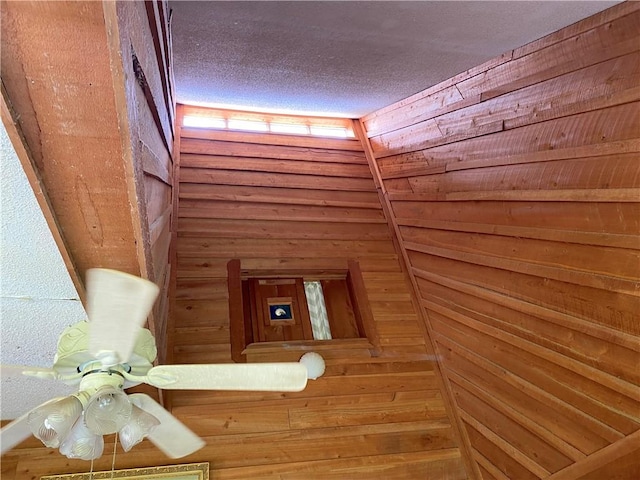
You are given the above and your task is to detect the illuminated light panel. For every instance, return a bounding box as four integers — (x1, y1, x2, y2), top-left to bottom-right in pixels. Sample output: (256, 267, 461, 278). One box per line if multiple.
(227, 119, 269, 132)
(270, 123, 310, 135)
(182, 109, 354, 138)
(183, 115, 226, 129)
(309, 126, 352, 138)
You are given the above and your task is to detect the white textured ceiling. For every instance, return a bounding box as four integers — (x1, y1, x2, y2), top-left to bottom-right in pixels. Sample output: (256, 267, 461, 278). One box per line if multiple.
(171, 0, 620, 117)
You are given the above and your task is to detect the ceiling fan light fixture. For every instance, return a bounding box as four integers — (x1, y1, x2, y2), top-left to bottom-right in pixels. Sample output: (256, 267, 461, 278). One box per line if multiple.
(84, 386, 132, 435)
(1, 269, 312, 461)
(119, 403, 160, 452)
(27, 396, 83, 448)
(59, 415, 104, 460)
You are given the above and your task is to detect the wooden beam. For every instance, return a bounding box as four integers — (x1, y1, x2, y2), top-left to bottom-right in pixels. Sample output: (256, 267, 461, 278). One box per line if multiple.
(166, 105, 184, 345)
(1, 1, 145, 279)
(228, 259, 246, 363)
(1, 87, 85, 302)
(347, 260, 381, 354)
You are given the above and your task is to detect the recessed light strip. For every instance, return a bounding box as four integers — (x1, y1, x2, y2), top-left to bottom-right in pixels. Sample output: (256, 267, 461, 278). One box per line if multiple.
(182, 109, 354, 138)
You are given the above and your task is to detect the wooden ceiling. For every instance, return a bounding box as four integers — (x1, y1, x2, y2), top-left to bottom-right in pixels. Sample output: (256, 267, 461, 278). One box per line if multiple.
(1, 1, 639, 479)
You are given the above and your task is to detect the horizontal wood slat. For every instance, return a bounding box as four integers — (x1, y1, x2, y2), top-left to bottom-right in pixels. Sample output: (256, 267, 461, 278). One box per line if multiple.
(394, 217, 639, 249)
(179, 182, 382, 208)
(403, 225, 638, 280)
(177, 238, 396, 258)
(178, 218, 392, 240)
(178, 199, 386, 224)
(180, 167, 377, 192)
(176, 256, 403, 279)
(181, 153, 374, 178)
(413, 268, 639, 352)
(204, 449, 465, 480)
(408, 154, 640, 195)
(444, 188, 640, 203)
(392, 200, 640, 236)
(404, 239, 638, 295)
(181, 137, 368, 164)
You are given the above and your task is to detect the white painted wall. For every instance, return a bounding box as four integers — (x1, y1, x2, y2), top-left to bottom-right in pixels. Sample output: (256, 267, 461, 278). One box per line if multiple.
(0, 123, 86, 419)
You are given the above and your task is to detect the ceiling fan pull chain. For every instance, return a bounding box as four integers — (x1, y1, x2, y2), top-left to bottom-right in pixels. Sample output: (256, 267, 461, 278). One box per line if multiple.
(110, 432, 118, 479)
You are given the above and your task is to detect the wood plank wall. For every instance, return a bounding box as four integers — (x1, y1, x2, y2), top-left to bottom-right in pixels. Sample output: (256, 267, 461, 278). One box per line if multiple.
(360, 3, 640, 480)
(163, 105, 468, 479)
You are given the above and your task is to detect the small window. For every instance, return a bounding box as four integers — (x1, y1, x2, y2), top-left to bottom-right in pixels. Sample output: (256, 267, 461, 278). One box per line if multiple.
(270, 123, 310, 135)
(183, 115, 226, 129)
(227, 260, 379, 362)
(182, 107, 354, 138)
(309, 126, 351, 138)
(227, 119, 269, 132)
(304, 281, 331, 340)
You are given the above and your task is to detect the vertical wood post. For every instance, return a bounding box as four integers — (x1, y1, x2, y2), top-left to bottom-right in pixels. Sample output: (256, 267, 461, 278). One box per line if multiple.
(228, 259, 246, 362)
(347, 259, 381, 355)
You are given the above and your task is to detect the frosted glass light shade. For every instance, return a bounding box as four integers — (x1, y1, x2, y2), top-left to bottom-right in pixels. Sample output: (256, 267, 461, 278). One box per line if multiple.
(119, 404, 160, 452)
(84, 386, 132, 435)
(119, 405, 160, 452)
(59, 416, 104, 460)
(27, 396, 83, 448)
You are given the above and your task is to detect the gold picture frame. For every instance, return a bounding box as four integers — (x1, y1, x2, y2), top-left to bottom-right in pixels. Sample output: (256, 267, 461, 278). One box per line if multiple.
(41, 463, 209, 480)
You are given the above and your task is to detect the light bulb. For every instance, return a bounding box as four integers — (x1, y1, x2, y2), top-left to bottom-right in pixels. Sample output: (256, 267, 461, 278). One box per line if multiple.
(119, 404, 160, 452)
(84, 386, 132, 435)
(59, 416, 104, 460)
(27, 396, 83, 448)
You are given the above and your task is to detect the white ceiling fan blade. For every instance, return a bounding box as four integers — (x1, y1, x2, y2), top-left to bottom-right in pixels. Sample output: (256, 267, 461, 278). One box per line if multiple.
(0, 397, 63, 454)
(0, 365, 58, 381)
(86, 268, 159, 365)
(145, 363, 308, 392)
(128, 393, 204, 459)
(0, 412, 32, 454)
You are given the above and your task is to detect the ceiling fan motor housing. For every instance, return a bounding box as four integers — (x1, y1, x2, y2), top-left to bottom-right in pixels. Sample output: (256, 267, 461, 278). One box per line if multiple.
(52, 321, 157, 383)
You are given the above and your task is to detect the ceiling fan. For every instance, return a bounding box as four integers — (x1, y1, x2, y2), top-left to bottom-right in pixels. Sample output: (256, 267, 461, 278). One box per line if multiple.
(0, 268, 324, 460)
